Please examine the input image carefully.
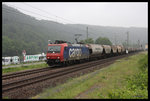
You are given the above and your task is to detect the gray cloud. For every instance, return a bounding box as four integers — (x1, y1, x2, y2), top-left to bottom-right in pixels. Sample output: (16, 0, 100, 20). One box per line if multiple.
(3, 2, 148, 28)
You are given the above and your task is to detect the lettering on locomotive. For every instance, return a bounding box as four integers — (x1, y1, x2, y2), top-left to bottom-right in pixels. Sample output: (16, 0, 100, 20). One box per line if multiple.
(69, 48, 82, 57)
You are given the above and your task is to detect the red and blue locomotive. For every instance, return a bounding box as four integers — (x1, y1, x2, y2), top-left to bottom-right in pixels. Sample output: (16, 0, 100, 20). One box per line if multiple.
(46, 40, 89, 66)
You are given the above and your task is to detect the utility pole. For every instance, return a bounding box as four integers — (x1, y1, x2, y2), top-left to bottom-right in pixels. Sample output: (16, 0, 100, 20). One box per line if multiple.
(138, 40, 140, 48)
(127, 31, 129, 47)
(86, 27, 88, 40)
(114, 33, 116, 45)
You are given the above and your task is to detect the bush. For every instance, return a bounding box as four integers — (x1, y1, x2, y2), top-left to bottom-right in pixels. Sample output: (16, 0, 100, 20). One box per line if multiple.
(108, 54, 148, 99)
(138, 54, 148, 71)
(108, 87, 148, 99)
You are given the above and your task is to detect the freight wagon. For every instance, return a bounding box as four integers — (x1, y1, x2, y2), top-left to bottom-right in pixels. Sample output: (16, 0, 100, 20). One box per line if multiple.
(87, 44, 103, 59)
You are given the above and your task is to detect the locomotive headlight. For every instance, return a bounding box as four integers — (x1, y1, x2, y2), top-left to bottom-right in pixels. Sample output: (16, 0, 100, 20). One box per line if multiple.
(57, 57, 60, 59)
(47, 57, 50, 59)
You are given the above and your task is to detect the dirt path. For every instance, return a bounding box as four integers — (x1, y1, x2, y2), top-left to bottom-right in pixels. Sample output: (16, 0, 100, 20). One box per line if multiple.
(75, 83, 101, 99)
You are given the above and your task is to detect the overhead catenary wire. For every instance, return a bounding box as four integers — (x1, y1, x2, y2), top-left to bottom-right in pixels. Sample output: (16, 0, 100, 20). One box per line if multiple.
(3, 4, 100, 40)
(2, 5, 77, 33)
(23, 3, 76, 24)
(22, 3, 91, 35)
(3, 6, 109, 43)
(6, 3, 77, 25)
(4, 4, 57, 22)
(2, 7, 78, 41)
(10, 3, 98, 36)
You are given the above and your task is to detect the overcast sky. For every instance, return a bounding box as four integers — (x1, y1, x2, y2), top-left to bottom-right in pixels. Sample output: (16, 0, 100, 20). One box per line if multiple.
(3, 2, 148, 28)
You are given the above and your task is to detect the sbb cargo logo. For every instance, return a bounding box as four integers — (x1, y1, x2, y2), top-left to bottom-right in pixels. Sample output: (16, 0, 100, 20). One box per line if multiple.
(69, 48, 82, 57)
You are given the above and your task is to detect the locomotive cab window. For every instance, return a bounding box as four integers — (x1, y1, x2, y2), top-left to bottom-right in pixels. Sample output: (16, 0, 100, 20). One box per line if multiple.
(48, 46, 61, 53)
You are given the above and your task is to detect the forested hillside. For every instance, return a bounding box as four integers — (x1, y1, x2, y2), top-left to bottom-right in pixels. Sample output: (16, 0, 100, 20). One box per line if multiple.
(2, 4, 76, 56)
(2, 4, 148, 56)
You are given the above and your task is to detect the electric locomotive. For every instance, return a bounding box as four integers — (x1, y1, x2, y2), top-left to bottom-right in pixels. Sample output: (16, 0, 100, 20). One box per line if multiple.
(46, 40, 89, 66)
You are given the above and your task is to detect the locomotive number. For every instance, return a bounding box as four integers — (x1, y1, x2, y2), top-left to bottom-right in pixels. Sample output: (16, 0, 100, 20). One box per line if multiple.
(69, 48, 82, 57)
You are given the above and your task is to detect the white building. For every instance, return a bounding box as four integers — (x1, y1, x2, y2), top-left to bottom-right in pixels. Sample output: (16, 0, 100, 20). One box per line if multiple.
(24, 53, 46, 62)
(2, 56, 20, 65)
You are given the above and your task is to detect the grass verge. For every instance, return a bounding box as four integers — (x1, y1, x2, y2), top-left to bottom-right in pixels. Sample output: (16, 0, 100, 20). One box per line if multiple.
(2, 63, 48, 74)
(32, 52, 148, 99)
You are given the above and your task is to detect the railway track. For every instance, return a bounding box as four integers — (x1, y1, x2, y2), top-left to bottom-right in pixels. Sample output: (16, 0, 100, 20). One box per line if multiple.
(2, 52, 137, 94)
(2, 67, 52, 80)
(2, 52, 138, 81)
(2, 54, 126, 80)
(1, 55, 117, 80)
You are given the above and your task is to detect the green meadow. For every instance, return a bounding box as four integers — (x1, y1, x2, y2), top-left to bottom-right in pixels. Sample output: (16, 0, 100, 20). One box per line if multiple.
(32, 52, 148, 99)
(2, 63, 48, 74)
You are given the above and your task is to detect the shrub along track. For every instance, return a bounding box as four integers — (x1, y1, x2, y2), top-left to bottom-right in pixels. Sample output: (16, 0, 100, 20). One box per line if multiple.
(2, 52, 139, 99)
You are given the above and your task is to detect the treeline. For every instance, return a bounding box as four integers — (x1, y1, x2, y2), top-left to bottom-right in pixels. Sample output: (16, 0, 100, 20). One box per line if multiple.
(80, 37, 112, 45)
(2, 4, 69, 57)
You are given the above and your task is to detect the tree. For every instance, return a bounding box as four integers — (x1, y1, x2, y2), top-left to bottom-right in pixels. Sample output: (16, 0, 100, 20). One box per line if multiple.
(80, 38, 94, 44)
(95, 37, 112, 45)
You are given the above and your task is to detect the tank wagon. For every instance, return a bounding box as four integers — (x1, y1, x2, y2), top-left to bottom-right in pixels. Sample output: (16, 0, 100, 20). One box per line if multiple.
(87, 44, 103, 59)
(102, 45, 111, 54)
(102, 45, 112, 57)
(111, 45, 118, 56)
(116, 45, 122, 54)
(128, 47, 133, 53)
(119, 45, 126, 54)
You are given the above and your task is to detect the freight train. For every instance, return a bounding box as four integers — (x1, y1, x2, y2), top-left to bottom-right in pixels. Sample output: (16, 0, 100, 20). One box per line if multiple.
(46, 40, 142, 66)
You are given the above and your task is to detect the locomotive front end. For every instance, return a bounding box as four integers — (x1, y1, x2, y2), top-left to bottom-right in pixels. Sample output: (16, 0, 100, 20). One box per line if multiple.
(46, 45, 63, 66)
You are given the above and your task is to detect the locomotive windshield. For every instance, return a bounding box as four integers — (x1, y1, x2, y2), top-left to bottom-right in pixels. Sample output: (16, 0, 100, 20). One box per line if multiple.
(48, 46, 61, 53)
